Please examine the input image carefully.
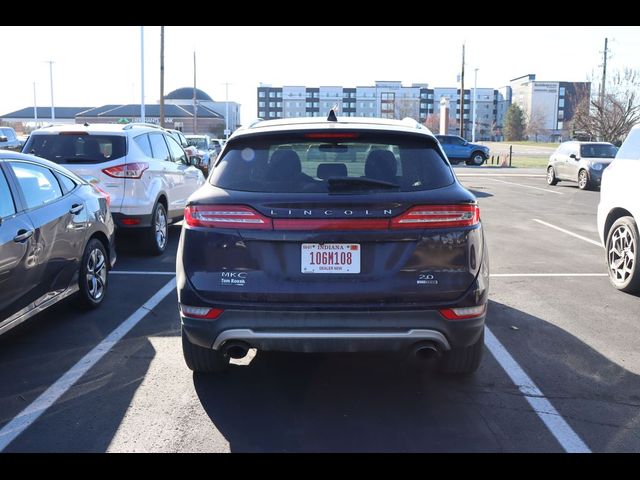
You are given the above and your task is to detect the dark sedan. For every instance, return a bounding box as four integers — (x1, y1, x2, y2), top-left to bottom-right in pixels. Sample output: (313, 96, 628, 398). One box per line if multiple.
(177, 116, 489, 375)
(0, 151, 116, 335)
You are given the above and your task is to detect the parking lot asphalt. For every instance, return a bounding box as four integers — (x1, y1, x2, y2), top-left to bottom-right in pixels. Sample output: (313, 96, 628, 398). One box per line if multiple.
(1, 168, 639, 452)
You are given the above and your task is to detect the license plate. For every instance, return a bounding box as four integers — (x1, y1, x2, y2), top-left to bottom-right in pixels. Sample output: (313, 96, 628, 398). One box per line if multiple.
(301, 243, 360, 274)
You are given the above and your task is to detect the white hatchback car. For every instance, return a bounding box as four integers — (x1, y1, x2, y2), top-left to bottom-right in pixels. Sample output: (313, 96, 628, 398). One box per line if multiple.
(23, 123, 205, 255)
(597, 125, 640, 293)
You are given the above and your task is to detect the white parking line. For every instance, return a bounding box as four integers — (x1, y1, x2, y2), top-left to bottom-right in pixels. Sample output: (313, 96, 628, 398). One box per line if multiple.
(490, 178, 563, 194)
(484, 327, 591, 453)
(456, 173, 546, 177)
(0, 277, 177, 452)
(533, 219, 603, 248)
(110, 271, 176, 276)
(491, 273, 607, 277)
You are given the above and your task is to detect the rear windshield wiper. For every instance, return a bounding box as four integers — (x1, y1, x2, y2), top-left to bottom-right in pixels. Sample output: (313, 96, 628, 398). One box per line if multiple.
(327, 176, 400, 192)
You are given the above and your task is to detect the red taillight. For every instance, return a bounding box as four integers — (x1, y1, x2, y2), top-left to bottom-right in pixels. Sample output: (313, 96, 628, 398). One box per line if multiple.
(91, 184, 111, 207)
(439, 304, 486, 320)
(391, 204, 480, 229)
(184, 205, 273, 230)
(102, 162, 149, 179)
(121, 218, 141, 226)
(304, 133, 359, 139)
(180, 305, 224, 319)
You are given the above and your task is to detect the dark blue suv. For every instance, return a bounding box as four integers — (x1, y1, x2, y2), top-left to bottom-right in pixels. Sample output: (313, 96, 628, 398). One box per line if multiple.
(435, 135, 489, 166)
(177, 116, 489, 375)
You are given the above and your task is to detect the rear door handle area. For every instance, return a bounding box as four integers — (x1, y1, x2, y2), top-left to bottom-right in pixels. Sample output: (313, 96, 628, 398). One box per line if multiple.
(14, 229, 34, 242)
(70, 204, 84, 214)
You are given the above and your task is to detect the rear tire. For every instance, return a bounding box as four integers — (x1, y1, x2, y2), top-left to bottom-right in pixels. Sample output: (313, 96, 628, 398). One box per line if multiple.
(439, 329, 484, 375)
(547, 166, 559, 185)
(606, 216, 640, 293)
(182, 328, 229, 373)
(77, 238, 108, 309)
(146, 202, 168, 256)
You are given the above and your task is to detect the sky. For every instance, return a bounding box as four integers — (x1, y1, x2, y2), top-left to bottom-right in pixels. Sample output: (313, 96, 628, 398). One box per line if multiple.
(1, 26, 639, 125)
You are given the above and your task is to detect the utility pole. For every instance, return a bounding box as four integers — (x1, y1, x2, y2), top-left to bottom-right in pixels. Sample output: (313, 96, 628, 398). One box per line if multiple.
(140, 26, 145, 123)
(600, 37, 608, 104)
(193, 51, 198, 134)
(472, 67, 479, 142)
(160, 26, 165, 128)
(33, 82, 38, 125)
(459, 43, 465, 137)
(224, 82, 230, 139)
(46, 61, 55, 121)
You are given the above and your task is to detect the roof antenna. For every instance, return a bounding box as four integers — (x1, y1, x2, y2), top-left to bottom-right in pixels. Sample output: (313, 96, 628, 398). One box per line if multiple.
(84, 122, 90, 127)
(327, 105, 338, 122)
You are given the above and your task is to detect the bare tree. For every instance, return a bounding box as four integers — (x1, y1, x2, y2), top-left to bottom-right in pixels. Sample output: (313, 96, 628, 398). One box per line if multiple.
(526, 108, 547, 142)
(572, 68, 640, 144)
(424, 114, 440, 132)
(394, 97, 419, 120)
(424, 113, 456, 134)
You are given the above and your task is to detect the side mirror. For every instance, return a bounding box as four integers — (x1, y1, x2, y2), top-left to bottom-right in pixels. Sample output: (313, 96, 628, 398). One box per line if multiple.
(569, 154, 578, 160)
(0, 136, 7, 142)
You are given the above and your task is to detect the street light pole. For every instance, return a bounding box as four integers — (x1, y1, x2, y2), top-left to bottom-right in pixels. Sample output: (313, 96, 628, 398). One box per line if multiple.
(459, 43, 465, 137)
(225, 82, 230, 139)
(472, 67, 479, 142)
(46, 61, 55, 121)
(33, 81, 38, 125)
(140, 26, 145, 123)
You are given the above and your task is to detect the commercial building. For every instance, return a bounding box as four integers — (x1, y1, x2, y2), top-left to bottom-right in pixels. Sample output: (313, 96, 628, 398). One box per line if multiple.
(510, 74, 590, 141)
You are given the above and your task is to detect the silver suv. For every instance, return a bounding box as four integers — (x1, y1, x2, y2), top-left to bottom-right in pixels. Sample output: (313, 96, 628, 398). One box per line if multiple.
(0, 127, 22, 151)
(23, 123, 205, 254)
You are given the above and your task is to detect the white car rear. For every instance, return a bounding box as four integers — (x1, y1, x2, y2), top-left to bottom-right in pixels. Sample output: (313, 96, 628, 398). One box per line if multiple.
(23, 123, 205, 255)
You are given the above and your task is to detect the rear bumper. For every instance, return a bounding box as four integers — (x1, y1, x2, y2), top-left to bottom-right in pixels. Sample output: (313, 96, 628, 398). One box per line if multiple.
(181, 308, 485, 353)
(111, 212, 153, 228)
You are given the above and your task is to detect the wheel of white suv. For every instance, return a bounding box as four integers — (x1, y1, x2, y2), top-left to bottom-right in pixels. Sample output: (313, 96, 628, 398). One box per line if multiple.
(438, 329, 484, 374)
(547, 166, 559, 185)
(77, 238, 108, 309)
(182, 328, 229, 373)
(146, 202, 168, 256)
(606, 216, 640, 293)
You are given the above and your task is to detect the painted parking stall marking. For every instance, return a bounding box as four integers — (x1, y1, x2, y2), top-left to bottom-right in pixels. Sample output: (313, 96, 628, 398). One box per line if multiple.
(533, 219, 603, 247)
(484, 327, 591, 453)
(0, 278, 177, 452)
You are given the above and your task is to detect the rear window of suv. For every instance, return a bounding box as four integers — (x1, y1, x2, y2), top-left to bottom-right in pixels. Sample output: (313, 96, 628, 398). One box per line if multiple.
(210, 131, 453, 193)
(23, 134, 127, 164)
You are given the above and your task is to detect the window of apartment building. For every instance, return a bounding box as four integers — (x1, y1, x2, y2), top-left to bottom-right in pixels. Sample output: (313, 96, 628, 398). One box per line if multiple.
(269, 102, 275, 107)
(269, 92, 275, 98)
(258, 110, 265, 118)
(277, 102, 282, 108)
(559, 99, 565, 108)
(369, 102, 374, 108)
(276, 91, 282, 98)
(559, 87, 565, 97)
(420, 102, 427, 109)
(558, 121, 563, 129)
(285, 102, 290, 108)
(421, 93, 428, 99)
(269, 111, 275, 118)
(558, 110, 564, 120)
(381, 93, 395, 101)
(259, 101, 265, 107)
(259, 91, 266, 98)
